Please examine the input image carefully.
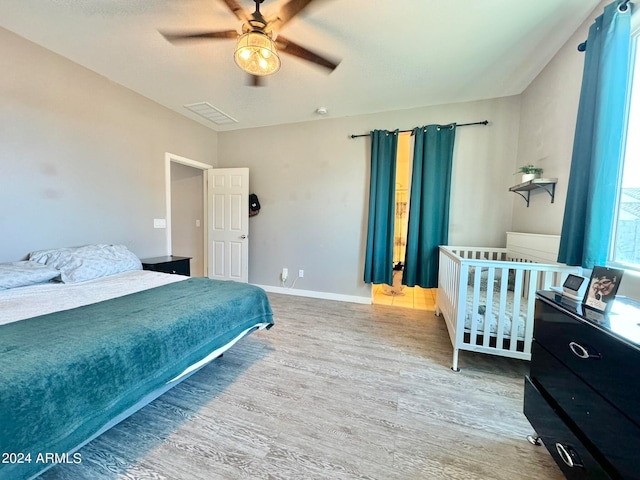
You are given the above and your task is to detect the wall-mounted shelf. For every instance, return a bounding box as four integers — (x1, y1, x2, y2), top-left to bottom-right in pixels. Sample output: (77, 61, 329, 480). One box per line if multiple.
(509, 178, 557, 207)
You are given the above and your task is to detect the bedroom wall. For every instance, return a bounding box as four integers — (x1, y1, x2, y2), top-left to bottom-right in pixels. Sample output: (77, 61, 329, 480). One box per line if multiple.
(0, 27, 218, 263)
(514, 0, 640, 300)
(512, 2, 603, 234)
(218, 96, 521, 300)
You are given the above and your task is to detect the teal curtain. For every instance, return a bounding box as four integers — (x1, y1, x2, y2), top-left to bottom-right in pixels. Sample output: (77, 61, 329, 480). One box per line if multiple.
(364, 130, 398, 285)
(558, 1, 632, 268)
(403, 124, 456, 288)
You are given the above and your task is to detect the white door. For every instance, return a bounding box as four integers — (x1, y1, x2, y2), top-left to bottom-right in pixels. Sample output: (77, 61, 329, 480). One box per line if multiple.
(207, 168, 249, 282)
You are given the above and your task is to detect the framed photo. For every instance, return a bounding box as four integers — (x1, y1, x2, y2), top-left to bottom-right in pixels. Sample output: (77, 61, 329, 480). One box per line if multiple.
(582, 266, 624, 313)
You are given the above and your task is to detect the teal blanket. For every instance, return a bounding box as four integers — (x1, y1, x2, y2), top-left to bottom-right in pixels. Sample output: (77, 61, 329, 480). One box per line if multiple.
(0, 278, 273, 480)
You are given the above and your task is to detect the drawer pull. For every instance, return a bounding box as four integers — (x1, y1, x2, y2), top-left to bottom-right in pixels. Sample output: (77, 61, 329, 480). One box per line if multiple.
(568, 341, 600, 359)
(555, 443, 583, 468)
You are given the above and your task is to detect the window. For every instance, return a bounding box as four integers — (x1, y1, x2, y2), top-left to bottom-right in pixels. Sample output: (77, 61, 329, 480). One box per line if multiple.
(612, 24, 640, 270)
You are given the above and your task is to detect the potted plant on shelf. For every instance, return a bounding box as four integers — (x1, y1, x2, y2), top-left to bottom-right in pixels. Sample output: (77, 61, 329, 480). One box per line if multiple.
(517, 164, 543, 183)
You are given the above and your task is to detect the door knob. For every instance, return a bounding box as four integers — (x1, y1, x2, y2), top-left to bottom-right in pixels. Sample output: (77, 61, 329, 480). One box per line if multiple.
(240, 235, 247, 239)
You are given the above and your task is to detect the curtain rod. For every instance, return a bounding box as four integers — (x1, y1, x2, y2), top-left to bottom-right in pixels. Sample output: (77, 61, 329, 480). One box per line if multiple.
(349, 120, 489, 139)
(578, 0, 631, 51)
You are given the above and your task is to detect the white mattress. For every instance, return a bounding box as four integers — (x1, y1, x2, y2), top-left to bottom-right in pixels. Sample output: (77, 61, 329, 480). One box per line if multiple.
(0, 270, 187, 325)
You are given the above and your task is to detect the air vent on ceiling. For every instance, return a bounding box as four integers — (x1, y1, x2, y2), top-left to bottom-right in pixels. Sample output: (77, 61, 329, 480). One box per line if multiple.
(184, 102, 238, 125)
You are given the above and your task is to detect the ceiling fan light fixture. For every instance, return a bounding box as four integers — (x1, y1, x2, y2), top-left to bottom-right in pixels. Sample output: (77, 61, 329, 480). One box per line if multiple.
(234, 31, 280, 76)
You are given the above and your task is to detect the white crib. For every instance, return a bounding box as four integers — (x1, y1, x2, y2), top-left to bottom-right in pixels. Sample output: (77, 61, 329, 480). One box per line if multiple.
(435, 233, 581, 371)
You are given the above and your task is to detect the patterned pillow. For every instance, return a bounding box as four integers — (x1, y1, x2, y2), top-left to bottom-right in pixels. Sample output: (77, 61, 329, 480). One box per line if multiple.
(0, 261, 61, 290)
(29, 244, 142, 284)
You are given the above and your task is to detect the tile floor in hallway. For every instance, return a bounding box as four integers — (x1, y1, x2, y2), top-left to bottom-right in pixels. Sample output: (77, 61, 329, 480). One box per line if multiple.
(372, 284, 437, 310)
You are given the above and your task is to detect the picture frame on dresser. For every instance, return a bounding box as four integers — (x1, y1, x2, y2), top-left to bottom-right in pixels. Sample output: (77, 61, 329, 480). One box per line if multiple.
(582, 266, 623, 313)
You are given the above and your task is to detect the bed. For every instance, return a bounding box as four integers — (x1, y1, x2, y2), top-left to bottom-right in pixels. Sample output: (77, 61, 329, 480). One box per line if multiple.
(0, 245, 274, 480)
(435, 232, 581, 371)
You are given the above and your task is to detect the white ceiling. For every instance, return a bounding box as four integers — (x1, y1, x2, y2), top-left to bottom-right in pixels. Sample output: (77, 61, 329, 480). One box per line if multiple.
(0, 0, 600, 132)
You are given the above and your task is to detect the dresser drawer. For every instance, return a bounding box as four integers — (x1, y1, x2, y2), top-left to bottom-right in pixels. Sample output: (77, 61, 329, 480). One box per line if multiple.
(524, 377, 611, 480)
(146, 260, 190, 276)
(524, 377, 611, 479)
(534, 299, 640, 427)
(531, 342, 640, 479)
(141, 256, 191, 276)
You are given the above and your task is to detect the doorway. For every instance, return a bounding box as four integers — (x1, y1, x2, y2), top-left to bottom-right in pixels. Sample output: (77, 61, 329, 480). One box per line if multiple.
(171, 163, 204, 276)
(370, 133, 437, 310)
(165, 152, 213, 277)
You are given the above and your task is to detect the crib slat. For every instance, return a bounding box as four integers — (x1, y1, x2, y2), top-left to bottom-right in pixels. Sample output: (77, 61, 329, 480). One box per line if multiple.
(523, 270, 538, 355)
(495, 267, 509, 348)
(482, 268, 496, 347)
(469, 266, 482, 346)
(543, 271, 555, 290)
(456, 263, 468, 347)
(509, 269, 524, 351)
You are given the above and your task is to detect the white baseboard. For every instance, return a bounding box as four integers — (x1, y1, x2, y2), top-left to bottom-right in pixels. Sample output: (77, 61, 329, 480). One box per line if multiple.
(253, 284, 372, 305)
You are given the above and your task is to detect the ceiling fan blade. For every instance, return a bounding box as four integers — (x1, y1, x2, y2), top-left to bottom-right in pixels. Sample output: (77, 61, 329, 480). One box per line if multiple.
(161, 30, 238, 43)
(275, 35, 340, 72)
(218, 0, 250, 22)
(267, 0, 315, 31)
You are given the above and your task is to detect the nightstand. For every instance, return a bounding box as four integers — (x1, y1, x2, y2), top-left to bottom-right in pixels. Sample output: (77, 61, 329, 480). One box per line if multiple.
(140, 256, 191, 276)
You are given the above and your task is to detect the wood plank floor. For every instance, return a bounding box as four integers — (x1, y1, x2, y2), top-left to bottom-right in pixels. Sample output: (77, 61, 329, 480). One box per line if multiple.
(41, 293, 563, 480)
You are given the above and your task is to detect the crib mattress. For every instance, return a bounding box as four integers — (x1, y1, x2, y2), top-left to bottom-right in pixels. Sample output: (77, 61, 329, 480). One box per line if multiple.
(463, 286, 527, 340)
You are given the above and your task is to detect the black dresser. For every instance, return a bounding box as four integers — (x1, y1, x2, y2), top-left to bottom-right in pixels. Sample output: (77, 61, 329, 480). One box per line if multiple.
(524, 291, 640, 479)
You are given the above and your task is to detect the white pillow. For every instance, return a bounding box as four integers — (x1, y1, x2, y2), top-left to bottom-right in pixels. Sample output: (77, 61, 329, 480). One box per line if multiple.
(0, 261, 61, 290)
(29, 244, 142, 284)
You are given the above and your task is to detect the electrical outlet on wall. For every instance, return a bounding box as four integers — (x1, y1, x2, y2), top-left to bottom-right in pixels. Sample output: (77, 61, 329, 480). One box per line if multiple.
(281, 268, 288, 282)
(299, 269, 304, 278)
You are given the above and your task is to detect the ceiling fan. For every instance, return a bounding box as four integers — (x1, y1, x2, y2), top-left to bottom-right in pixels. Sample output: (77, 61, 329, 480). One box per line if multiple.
(161, 0, 340, 86)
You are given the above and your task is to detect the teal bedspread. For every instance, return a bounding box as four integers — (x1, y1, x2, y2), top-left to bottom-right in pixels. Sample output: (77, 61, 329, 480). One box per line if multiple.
(0, 278, 273, 480)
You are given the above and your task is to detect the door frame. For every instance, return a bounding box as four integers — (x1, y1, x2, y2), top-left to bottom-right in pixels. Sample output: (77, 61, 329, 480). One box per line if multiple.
(164, 152, 213, 276)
